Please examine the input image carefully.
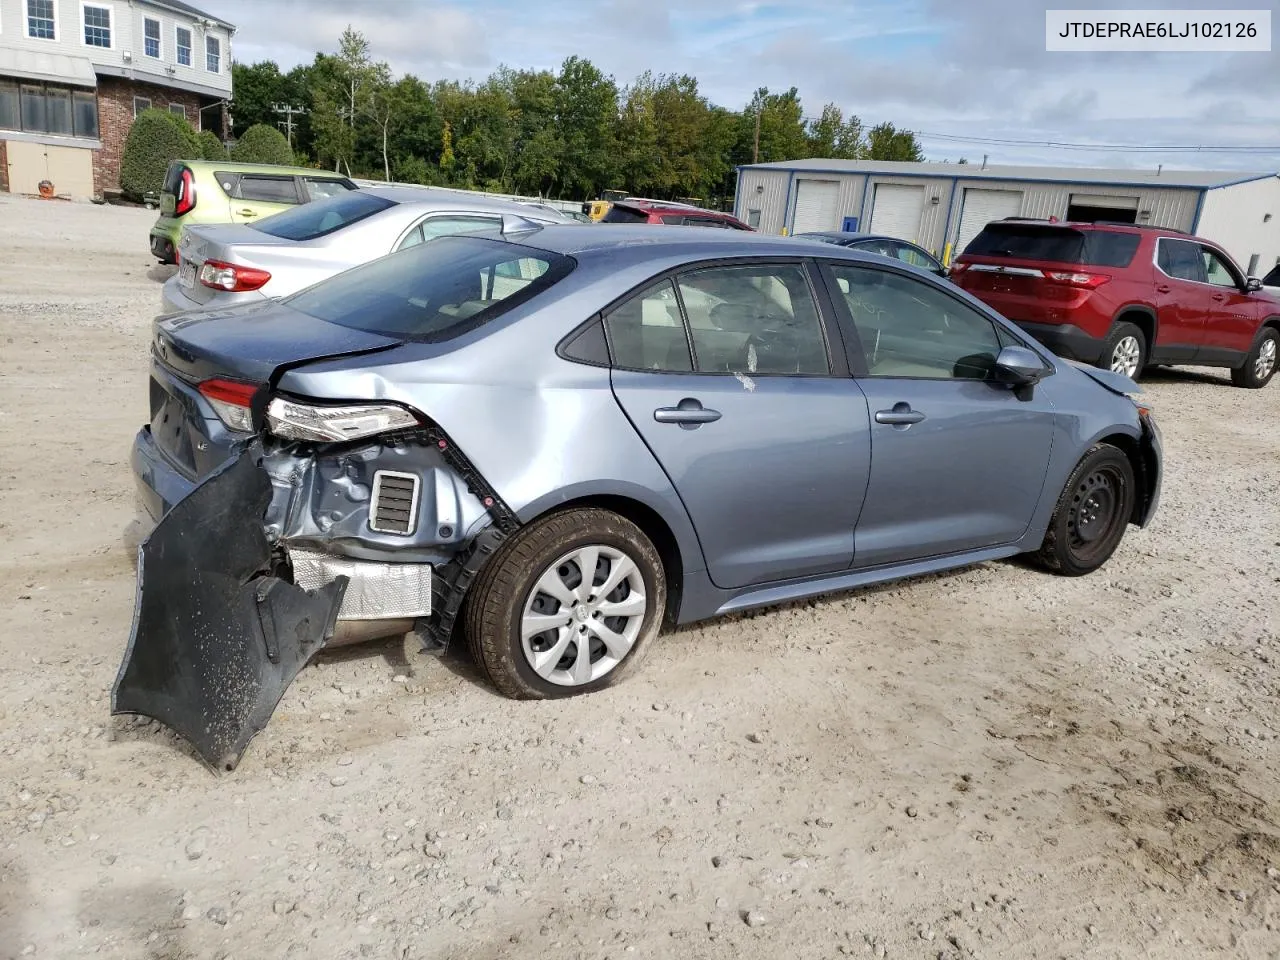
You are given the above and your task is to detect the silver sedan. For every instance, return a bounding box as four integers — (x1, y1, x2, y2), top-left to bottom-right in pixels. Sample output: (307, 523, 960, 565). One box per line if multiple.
(161, 185, 573, 315)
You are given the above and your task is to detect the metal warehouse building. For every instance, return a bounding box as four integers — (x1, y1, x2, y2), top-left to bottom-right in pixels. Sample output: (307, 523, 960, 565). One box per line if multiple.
(733, 159, 1280, 277)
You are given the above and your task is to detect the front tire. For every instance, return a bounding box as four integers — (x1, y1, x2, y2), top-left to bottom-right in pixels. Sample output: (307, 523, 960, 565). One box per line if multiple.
(464, 508, 666, 699)
(1231, 327, 1278, 389)
(1100, 322, 1146, 380)
(1034, 444, 1135, 577)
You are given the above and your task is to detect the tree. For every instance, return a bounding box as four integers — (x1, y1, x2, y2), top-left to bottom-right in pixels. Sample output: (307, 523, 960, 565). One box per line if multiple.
(231, 123, 294, 164)
(119, 109, 200, 199)
(309, 27, 382, 173)
(806, 103, 865, 159)
(197, 129, 228, 160)
(554, 56, 619, 198)
(740, 87, 808, 165)
(230, 60, 285, 137)
(866, 122, 924, 161)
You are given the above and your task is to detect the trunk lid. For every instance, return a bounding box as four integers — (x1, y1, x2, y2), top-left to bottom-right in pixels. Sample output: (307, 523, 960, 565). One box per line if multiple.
(175, 224, 300, 306)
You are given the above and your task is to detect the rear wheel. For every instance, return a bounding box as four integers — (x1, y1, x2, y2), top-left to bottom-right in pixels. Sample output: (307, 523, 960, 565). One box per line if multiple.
(464, 508, 666, 699)
(1231, 327, 1278, 389)
(1034, 444, 1135, 577)
(1100, 322, 1146, 379)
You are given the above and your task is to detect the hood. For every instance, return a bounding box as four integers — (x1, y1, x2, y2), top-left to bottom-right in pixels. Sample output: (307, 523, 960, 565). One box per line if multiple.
(1065, 359, 1142, 397)
(154, 299, 402, 386)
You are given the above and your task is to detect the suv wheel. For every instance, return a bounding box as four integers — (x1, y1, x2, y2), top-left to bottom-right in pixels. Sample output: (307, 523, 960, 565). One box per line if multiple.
(1231, 327, 1278, 389)
(1101, 322, 1146, 379)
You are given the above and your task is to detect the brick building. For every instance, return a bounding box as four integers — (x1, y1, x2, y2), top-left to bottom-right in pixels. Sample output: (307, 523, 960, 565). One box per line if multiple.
(0, 0, 234, 199)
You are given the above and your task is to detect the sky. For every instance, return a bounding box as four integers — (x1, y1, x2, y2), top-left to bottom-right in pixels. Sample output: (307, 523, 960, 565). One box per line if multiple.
(213, 0, 1279, 172)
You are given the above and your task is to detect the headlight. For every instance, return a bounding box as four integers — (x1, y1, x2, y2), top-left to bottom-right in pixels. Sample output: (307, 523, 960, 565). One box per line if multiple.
(265, 398, 420, 443)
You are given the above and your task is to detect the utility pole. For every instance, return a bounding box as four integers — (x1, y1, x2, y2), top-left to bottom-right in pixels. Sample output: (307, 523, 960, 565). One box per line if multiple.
(753, 106, 761, 164)
(272, 102, 305, 149)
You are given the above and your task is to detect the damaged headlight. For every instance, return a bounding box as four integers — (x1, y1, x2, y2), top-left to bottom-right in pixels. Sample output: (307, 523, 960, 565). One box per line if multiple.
(265, 397, 420, 443)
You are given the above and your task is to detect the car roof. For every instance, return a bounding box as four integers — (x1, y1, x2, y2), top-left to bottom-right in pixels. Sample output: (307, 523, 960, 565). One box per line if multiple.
(796, 231, 918, 244)
(368, 186, 570, 218)
(508, 223, 874, 259)
(984, 218, 1188, 236)
(181, 160, 351, 179)
(613, 199, 736, 217)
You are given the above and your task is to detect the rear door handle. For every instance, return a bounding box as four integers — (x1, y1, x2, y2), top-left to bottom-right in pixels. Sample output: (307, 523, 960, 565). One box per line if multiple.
(875, 403, 926, 426)
(237, 208, 259, 217)
(1156, 284, 1171, 294)
(654, 398, 721, 428)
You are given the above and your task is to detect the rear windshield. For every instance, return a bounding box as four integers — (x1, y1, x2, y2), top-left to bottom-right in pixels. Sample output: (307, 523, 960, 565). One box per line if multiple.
(251, 190, 394, 241)
(284, 235, 575, 343)
(601, 205, 649, 224)
(964, 224, 1141, 267)
(162, 161, 186, 195)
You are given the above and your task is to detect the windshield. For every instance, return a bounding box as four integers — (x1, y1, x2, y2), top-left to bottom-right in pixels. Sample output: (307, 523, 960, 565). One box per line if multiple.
(601, 205, 649, 224)
(964, 224, 1141, 267)
(251, 190, 395, 241)
(284, 235, 575, 342)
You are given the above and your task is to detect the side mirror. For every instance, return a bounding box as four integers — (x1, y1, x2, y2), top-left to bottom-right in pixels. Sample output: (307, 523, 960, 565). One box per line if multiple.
(1246, 276, 1263, 292)
(994, 345, 1049, 386)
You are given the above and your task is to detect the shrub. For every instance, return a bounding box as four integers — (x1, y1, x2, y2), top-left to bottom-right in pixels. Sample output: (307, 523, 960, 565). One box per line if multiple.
(229, 124, 294, 165)
(392, 155, 438, 186)
(197, 129, 228, 160)
(119, 109, 201, 199)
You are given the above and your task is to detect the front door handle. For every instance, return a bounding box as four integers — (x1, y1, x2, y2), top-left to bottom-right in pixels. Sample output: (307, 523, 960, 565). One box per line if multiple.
(1211, 293, 1226, 302)
(654, 398, 721, 429)
(237, 208, 259, 217)
(875, 403, 926, 426)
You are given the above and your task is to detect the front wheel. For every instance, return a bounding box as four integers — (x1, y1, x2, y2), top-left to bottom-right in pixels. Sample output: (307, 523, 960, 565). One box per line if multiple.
(1033, 444, 1135, 576)
(1231, 327, 1278, 389)
(463, 508, 666, 699)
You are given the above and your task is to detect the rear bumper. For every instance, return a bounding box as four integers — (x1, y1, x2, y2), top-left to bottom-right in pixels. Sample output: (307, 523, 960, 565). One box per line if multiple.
(1013, 321, 1106, 365)
(160, 275, 266, 316)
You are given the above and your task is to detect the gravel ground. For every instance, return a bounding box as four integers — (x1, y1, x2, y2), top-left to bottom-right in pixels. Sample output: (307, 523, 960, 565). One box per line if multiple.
(1, 193, 1278, 960)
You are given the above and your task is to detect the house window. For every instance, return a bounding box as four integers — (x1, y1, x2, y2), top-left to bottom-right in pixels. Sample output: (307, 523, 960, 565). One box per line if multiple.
(169, 103, 187, 120)
(133, 96, 151, 117)
(144, 17, 161, 58)
(27, 0, 56, 39)
(83, 3, 112, 47)
(206, 35, 220, 73)
(1, 81, 99, 138)
(176, 26, 192, 66)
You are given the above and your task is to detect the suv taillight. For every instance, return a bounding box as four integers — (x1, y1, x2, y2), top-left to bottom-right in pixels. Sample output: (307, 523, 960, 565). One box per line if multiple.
(173, 166, 196, 217)
(198, 259, 272, 292)
(1044, 271, 1110, 289)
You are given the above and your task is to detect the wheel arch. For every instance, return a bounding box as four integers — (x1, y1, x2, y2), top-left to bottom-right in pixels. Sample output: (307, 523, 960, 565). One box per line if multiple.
(1092, 429, 1154, 526)
(1110, 304, 1157, 351)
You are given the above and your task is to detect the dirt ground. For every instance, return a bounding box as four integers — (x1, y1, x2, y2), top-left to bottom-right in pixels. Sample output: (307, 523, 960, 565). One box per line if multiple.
(0, 193, 1278, 960)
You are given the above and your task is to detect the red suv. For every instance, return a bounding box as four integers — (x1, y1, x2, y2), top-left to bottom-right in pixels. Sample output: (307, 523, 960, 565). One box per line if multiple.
(600, 198, 753, 230)
(951, 219, 1280, 388)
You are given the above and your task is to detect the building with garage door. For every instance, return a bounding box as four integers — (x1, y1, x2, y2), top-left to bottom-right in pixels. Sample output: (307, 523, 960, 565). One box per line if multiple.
(0, 0, 233, 200)
(733, 159, 1280, 279)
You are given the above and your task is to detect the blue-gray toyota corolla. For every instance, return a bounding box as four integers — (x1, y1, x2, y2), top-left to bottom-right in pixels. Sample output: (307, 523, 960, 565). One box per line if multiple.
(118, 224, 1162, 770)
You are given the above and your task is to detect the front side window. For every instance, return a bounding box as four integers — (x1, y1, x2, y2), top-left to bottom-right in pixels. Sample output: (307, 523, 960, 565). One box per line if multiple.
(144, 17, 161, 57)
(604, 280, 693, 372)
(830, 263, 1003, 380)
(284, 235, 572, 343)
(1201, 247, 1240, 289)
(206, 35, 221, 73)
(27, 0, 56, 39)
(677, 263, 829, 375)
(83, 4, 111, 47)
(1157, 238, 1206, 283)
(176, 27, 192, 66)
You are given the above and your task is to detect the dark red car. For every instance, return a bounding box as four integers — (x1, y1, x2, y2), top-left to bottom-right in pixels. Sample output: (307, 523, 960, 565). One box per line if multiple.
(600, 198, 753, 230)
(951, 219, 1280, 388)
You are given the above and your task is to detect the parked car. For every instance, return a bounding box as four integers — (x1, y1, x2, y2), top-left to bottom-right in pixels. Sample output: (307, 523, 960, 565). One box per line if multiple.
(950, 219, 1280, 388)
(148, 160, 358, 265)
(121, 225, 1161, 768)
(794, 231, 947, 277)
(1261, 261, 1280, 295)
(160, 185, 571, 315)
(600, 198, 753, 230)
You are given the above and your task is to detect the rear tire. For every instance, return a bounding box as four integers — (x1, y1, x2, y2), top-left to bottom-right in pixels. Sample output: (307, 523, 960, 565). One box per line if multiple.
(463, 508, 666, 700)
(1230, 327, 1278, 389)
(1099, 322, 1146, 380)
(1034, 444, 1135, 577)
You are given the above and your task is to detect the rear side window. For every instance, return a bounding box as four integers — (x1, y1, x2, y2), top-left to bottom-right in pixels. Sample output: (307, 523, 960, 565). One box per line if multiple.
(284, 235, 574, 343)
(238, 175, 300, 204)
(1157, 238, 1206, 283)
(964, 225, 1140, 267)
(303, 177, 355, 201)
(601, 205, 649, 224)
(162, 162, 187, 195)
(251, 191, 395, 241)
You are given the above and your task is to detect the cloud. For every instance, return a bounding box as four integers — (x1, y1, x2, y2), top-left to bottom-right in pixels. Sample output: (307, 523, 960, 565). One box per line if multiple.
(214, 0, 1279, 170)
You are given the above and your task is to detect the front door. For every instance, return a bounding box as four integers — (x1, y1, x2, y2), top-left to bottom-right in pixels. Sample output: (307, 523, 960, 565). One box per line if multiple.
(1197, 244, 1259, 359)
(821, 261, 1056, 568)
(606, 262, 871, 590)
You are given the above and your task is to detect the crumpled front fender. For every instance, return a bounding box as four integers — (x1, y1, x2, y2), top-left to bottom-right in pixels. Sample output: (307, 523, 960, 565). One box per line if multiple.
(112, 444, 347, 772)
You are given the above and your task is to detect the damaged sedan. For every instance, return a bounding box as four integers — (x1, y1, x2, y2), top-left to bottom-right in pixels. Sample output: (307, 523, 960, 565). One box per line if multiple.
(117, 225, 1162, 769)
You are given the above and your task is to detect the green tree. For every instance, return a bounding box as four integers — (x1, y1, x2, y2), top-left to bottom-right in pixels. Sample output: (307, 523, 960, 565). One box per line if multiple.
(230, 60, 285, 137)
(197, 129, 228, 160)
(119, 108, 200, 199)
(740, 87, 808, 165)
(554, 56, 619, 198)
(866, 122, 924, 161)
(506, 68, 562, 195)
(806, 103, 865, 159)
(231, 123, 294, 164)
(309, 27, 381, 174)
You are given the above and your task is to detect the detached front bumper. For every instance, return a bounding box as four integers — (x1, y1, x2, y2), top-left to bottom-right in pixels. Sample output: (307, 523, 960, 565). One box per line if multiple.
(1135, 409, 1162, 528)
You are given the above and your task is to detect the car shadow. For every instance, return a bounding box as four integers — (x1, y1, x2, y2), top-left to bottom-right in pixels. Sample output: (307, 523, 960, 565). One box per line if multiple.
(147, 264, 176, 284)
(1140, 366, 1232, 387)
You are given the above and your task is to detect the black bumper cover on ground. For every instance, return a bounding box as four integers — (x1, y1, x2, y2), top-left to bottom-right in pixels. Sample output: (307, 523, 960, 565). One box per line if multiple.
(112, 445, 347, 772)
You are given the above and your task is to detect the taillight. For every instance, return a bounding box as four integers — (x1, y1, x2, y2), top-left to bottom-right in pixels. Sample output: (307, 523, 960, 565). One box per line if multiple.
(174, 166, 196, 217)
(198, 378, 259, 432)
(198, 259, 272, 293)
(949, 262, 968, 277)
(1044, 271, 1110, 289)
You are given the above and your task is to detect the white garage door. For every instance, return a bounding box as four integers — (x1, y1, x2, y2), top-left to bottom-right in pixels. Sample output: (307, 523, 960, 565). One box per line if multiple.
(954, 188, 1024, 256)
(868, 183, 926, 242)
(791, 179, 840, 234)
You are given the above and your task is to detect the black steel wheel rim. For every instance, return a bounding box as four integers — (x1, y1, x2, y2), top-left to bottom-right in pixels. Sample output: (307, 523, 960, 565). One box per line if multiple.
(1067, 464, 1126, 561)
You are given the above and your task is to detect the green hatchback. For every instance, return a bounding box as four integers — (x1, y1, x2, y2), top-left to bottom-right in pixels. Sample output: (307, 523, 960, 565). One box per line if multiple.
(148, 161, 358, 264)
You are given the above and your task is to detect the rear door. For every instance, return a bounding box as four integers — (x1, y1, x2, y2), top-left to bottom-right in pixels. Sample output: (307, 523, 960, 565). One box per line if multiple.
(821, 260, 1055, 568)
(1153, 237, 1210, 356)
(230, 174, 303, 223)
(606, 260, 872, 590)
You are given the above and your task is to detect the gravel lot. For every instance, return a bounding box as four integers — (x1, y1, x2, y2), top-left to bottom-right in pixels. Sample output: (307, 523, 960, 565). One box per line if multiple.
(1, 193, 1278, 960)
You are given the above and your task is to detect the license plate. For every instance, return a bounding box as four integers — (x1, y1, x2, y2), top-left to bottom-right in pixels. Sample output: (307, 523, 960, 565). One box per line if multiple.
(178, 260, 197, 290)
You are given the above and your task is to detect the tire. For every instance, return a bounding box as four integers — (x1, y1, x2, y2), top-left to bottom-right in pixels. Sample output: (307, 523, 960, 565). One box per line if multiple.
(1034, 444, 1136, 577)
(1230, 327, 1278, 389)
(463, 508, 666, 700)
(1099, 322, 1146, 380)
